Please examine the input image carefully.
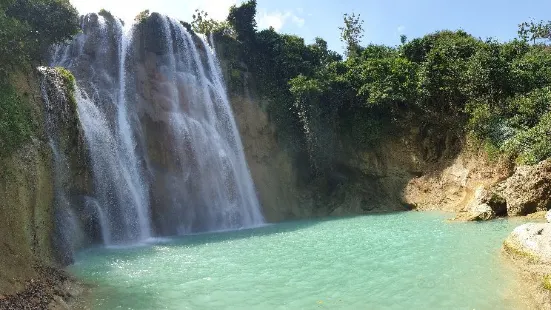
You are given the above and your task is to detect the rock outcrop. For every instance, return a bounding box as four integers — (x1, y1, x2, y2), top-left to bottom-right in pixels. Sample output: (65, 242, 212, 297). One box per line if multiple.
(505, 223, 551, 263)
(404, 148, 551, 221)
(452, 187, 507, 221)
(502, 160, 551, 216)
(504, 223, 551, 309)
(220, 52, 420, 219)
(404, 145, 512, 213)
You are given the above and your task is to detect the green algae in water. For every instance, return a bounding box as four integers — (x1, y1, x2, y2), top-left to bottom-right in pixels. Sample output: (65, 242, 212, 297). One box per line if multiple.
(69, 212, 526, 309)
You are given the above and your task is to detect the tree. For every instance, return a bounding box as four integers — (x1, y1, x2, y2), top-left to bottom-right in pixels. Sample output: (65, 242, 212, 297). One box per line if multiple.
(227, 0, 257, 43)
(339, 13, 364, 58)
(191, 9, 232, 35)
(309, 37, 342, 65)
(4, 0, 79, 61)
(518, 19, 551, 44)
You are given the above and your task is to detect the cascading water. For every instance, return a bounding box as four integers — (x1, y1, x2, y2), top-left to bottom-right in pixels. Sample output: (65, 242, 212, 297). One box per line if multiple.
(38, 67, 85, 263)
(48, 12, 264, 246)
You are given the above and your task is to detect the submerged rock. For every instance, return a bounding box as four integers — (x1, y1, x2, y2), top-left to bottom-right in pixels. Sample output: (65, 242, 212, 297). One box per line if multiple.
(503, 160, 551, 216)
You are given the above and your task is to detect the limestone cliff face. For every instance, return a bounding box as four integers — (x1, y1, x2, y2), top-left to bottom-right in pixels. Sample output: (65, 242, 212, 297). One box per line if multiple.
(216, 40, 524, 220)
(0, 69, 87, 295)
(404, 145, 513, 213)
(0, 137, 54, 295)
(228, 92, 310, 221)
(220, 56, 425, 219)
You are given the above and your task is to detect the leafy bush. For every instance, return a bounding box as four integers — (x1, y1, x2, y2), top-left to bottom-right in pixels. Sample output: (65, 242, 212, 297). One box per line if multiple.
(0, 8, 29, 80)
(227, 0, 257, 43)
(502, 112, 551, 164)
(191, 9, 233, 35)
(55, 66, 76, 108)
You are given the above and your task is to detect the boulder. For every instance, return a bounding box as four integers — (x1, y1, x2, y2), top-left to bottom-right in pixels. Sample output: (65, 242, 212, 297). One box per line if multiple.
(469, 203, 496, 221)
(503, 160, 551, 216)
(504, 223, 551, 263)
(454, 187, 506, 221)
(453, 204, 496, 222)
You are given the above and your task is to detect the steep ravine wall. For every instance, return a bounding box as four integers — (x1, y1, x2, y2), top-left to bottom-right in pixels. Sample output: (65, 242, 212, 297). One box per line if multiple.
(0, 69, 88, 309)
(225, 70, 419, 218)
(0, 72, 56, 295)
(218, 45, 519, 220)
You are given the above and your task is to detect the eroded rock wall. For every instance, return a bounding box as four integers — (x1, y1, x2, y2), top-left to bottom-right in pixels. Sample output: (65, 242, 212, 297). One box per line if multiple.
(0, 72, 54, 295)
(0, 69, 88, 296)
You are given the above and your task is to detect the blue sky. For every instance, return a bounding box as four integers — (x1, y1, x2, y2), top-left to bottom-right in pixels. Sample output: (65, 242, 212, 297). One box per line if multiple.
(69, 0, 551, 54)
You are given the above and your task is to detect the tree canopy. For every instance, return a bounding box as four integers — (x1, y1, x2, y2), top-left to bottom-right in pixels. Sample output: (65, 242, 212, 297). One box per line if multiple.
(216, 1, 551, 180)
(0, 0, 79, 80)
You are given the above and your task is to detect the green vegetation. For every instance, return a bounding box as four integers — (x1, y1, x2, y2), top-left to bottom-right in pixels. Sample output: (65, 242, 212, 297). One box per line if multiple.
(0, 0, 79, 157)
(339, 13, 364, 58)
(191, 9, 232, 35)
(98, 8, 115, 21)
(135, 10, 150, 24)
(544, 275, 551, 291)
(0, 0, 79, 79)
(212, 1, 551, 183)
(0, 82, 32, 157)
(55, 67, 76, 109)
(518, 19, 551, 44)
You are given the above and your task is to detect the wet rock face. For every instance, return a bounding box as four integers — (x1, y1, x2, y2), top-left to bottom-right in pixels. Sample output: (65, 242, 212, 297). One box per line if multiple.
(503, 160, 551, 216)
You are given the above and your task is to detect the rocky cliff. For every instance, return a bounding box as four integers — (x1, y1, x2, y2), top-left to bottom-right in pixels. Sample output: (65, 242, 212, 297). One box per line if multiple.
(217, 35, 551, 225)
(0, 68, 86, 308)
(0, 71, 55, 295)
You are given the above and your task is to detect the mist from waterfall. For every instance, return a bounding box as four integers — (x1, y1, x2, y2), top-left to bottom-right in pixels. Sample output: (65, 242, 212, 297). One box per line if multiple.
(49, 12, 264, 245)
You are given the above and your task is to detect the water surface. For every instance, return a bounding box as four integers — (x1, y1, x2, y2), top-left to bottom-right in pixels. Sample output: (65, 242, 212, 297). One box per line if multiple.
(70, 212, 526, 309)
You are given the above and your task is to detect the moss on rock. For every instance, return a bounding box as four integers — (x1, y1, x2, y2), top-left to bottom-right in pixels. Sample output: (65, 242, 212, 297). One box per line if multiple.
(543, 275, 551, 291)
(0, 81, 34, 158)
(503, 239, 540, 263)
(54, 67, 76, 109)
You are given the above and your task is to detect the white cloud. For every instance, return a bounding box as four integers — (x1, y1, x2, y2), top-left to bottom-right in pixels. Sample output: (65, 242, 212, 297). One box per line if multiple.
(257, 9, 305, 31)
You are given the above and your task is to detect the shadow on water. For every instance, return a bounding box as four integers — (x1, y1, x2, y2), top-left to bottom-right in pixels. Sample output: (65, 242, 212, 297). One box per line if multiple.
(74, 210, 409, 259)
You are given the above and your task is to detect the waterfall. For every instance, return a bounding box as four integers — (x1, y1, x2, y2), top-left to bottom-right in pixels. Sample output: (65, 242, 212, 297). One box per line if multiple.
(38, 67, 84, 263)
(48, 12, 264, 245)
